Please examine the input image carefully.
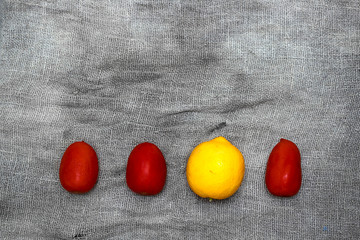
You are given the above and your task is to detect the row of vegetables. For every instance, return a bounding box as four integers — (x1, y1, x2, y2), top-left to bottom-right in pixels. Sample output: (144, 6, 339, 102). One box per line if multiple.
(59, 137, 302, 199)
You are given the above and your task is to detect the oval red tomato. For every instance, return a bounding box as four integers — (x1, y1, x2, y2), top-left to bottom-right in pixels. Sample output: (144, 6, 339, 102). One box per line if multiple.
(126, 142, 167, 195)
(59, 141, 99, 193)
(265, 138, 301, 197)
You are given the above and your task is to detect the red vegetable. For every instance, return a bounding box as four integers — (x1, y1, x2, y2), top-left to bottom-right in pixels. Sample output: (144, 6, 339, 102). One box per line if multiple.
(59, 141, 99, 193)
(265, 138, 301, 197)
(126, 142, 167, 195)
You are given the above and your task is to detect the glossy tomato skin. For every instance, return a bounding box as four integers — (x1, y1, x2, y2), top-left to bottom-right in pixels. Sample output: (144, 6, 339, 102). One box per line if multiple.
(126, 142, 167, 195)
(265, 139, 301, 197)
(59, 141, 99, 193)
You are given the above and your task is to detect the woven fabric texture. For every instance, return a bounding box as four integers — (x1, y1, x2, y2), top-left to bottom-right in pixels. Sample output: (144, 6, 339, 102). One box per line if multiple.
(0, 0, 359, 239)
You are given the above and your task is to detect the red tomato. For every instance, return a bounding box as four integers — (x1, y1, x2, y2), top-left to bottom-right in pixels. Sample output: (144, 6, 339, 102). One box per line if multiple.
(59, 141, 99, 193)
(126, 142, 167, 195)
(265, 138, 301, 197)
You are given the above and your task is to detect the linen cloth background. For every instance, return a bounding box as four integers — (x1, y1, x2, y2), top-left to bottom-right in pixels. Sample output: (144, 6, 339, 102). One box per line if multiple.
(0, 0, 359, 239)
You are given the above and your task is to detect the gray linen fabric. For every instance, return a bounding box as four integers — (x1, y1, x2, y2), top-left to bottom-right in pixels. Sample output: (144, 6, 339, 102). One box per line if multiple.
(0, 0, 359, 239)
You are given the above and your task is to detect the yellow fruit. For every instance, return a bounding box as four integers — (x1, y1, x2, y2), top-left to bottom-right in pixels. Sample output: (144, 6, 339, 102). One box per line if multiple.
(186, 136, 245, 200)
